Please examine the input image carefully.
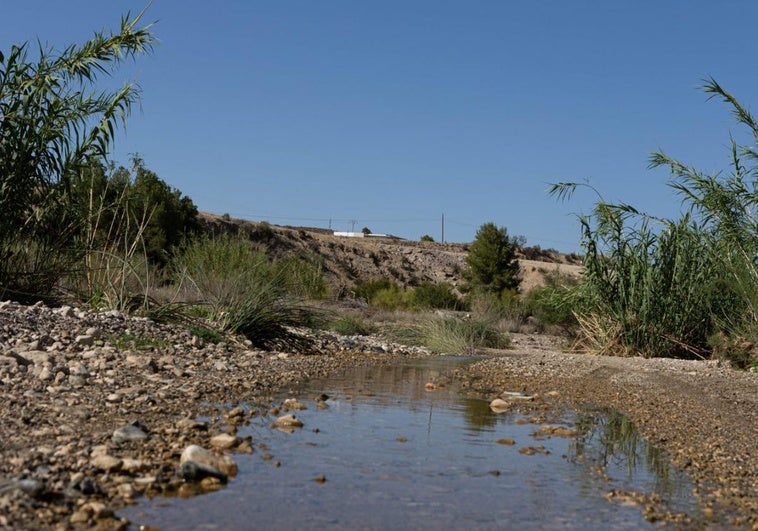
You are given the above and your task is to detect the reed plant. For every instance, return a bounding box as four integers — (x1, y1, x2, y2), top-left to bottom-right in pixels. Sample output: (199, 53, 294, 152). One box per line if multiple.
(550, 79, 758, 360)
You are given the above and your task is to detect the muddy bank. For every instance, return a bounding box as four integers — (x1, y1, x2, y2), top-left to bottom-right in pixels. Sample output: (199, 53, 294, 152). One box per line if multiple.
(456, 334, 758, 528)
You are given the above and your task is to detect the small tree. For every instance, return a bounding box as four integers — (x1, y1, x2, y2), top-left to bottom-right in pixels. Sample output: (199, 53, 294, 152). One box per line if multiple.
(361, 227, 372, 235)
(464, 222, 521, 296)
(420, 234, 435, 242)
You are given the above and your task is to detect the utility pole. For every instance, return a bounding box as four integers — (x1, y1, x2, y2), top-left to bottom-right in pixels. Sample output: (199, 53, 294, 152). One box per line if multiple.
(441, 212, 445, 243)
(350, 219, 356, 232)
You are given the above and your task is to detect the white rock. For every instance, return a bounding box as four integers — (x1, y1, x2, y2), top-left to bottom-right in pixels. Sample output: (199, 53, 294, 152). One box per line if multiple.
(180, 445, 238, 477)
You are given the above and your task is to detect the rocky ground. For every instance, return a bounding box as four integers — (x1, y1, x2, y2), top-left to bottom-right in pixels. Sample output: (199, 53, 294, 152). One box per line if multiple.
(1, 301, 756, 529)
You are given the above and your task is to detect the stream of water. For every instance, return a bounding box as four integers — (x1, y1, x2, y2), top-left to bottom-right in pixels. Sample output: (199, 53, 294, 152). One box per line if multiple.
(122, 356, 703, 530)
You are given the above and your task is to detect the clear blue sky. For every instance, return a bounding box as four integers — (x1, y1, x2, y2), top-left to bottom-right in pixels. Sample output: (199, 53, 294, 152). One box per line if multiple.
(4, 1, 757, 251)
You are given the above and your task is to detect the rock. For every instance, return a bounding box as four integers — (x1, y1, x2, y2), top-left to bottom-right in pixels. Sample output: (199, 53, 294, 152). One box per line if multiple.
(210, 433, 239, 450)
(496, 438, 516, 446)
(176, 418, 208, 431)
(180, 445, 237, 478)
(38, 367, 53, 381)
(489, 398, 511, 412)
(121, 458, 149, 473)
(112, 423, 150, 444)
(75, 335, 94, 347)
(227, 406, 245, 419)
(501, 390, 534, 401)
(179, 461, 228, 483)
(283, 398, 307, 411)
(274, 414, 304, 428)
(91, 454, 123, 473)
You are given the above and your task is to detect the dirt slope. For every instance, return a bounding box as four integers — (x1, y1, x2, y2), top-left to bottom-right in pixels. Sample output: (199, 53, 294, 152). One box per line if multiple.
(199, 212, 583, 295)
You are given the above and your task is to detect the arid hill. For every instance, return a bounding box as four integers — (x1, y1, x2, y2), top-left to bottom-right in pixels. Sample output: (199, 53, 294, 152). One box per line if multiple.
(198, 212, 583, 296)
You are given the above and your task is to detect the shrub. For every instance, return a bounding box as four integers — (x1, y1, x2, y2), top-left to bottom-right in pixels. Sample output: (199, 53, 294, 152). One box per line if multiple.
(418, 315, 509, 355)
(410, 282, 465, 310)
(420, 234, 435, 242)
(372, 285, 411, 311)
(171, 234, 321, 350)
(354, 278, 396, 303)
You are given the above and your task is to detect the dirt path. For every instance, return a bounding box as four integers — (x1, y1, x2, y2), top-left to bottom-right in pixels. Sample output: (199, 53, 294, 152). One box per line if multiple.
(457, 334, 758, 529)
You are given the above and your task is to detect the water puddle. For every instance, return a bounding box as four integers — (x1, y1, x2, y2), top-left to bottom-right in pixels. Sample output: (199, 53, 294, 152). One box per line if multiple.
(123, 356, 703, 529)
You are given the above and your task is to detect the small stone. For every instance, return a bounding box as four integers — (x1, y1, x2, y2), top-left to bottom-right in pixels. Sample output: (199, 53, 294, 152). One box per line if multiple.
(489, 398, 511, 412)
(70, 510, 90, 524)
(117, 483, 136, 499)
(283, 398, 307, 411)
(274, 414, 303, 428)
(112, 423, 150, 444)
(75, 335, 94, 347)
(38, 367, 53, 381)
(314, 475, 326, 483)
(176, 418, 208, 431)
(210, 433, 239, 450)
(180, 461, 228, 483)
(180, 445, 238, 478)
(227, 407, 245, 419)
(91, 454, 123, 472)
(496, 438, 516, 446)
(121, 458, 149, 473)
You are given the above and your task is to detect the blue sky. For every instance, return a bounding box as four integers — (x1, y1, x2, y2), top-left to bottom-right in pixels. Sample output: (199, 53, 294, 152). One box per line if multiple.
(4, 1, 757, 250)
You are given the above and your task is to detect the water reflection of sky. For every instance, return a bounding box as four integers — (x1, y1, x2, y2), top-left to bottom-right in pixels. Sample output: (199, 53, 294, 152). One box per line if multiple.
(123, 357, 702, 530)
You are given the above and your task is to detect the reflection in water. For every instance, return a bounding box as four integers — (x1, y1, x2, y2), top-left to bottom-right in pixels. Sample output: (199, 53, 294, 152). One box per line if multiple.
(122, 357, 702, 530)
(571, 409, 681, 499)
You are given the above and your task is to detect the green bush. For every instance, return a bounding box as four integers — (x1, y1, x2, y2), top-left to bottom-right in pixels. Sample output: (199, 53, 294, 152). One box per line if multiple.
(275, 256, 329, 300)
(372, 285, 411, 311)
(410, 282, 465, 310)
(354, 278, 396, 303)
(418, 315, 509, 355)
(171, 234, 321, 350)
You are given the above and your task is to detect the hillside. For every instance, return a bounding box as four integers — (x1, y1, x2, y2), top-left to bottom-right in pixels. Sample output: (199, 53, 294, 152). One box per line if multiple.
(198, 212, 583, 296)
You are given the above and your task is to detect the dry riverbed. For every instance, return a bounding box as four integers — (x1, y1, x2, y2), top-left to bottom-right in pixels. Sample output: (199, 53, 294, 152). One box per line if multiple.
(1, 301, 756, 529)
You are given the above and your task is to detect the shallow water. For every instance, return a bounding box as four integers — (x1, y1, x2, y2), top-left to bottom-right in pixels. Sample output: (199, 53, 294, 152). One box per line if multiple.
(123, 356, 702, 530)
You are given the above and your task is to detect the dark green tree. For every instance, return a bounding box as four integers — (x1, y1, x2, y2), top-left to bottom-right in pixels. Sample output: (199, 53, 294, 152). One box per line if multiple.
(128, 157, 201, 266)
(464, 222, 521, 295)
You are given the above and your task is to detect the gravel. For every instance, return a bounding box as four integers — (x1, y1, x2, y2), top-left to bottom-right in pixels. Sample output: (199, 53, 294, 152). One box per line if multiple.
(1, 302, 755, 529)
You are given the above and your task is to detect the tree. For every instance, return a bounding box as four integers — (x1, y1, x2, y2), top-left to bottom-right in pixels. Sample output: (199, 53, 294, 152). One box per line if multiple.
(420, 234, 435, 242)
(464, 222, 521, 295)
(0, 10, 155, 300)
(361, 227, 372, 235)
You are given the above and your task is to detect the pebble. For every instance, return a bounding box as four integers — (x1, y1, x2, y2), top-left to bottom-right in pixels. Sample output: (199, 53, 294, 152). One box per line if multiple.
(91, 454, 123, 473)
(112, 423, 150, 444)
(180, 445, 238, 478)
(210, 433, 239, 450)
(274, 414, 304, 428)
